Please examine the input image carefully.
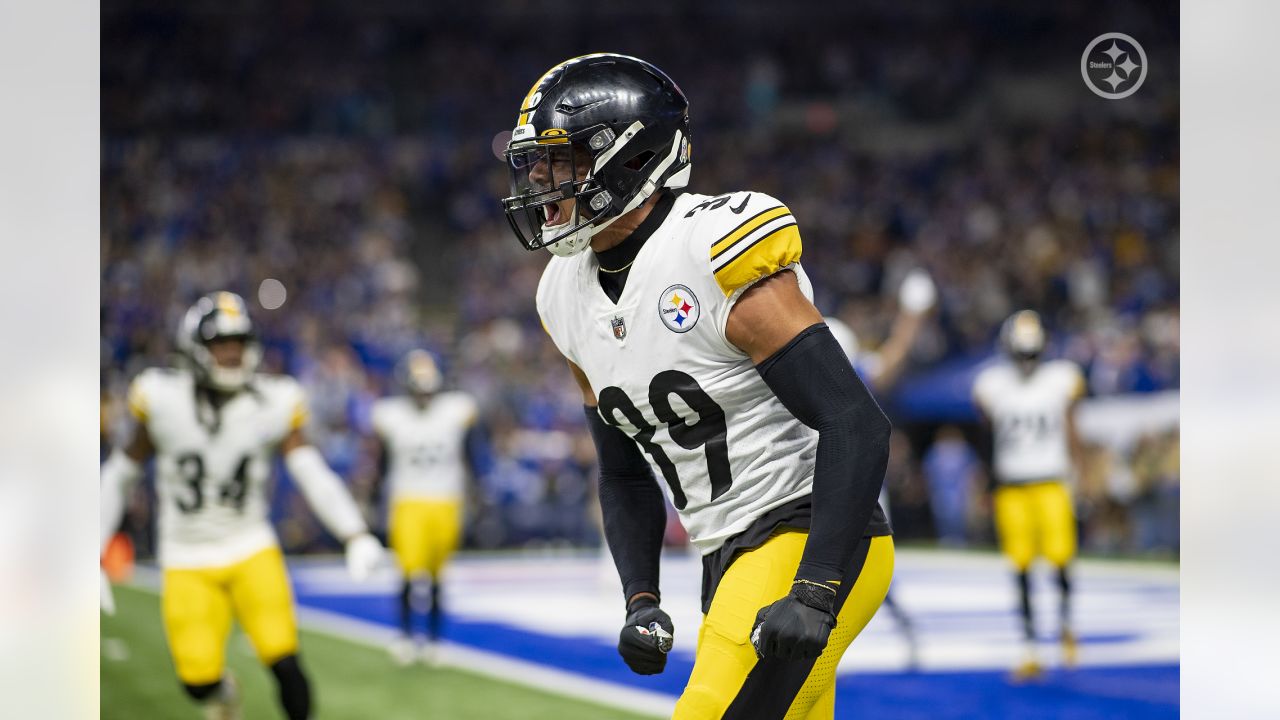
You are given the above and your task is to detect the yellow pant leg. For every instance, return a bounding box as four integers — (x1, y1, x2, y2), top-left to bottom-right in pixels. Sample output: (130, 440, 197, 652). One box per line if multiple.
(162, 565, 233, 685)
(422, 500, 463, 577)
(995, 486, 1036, 571)
(1035, 483, 1077, 567)
(391, 500, 431, 576)
(228, 547, 299, 666)
(673, 532, 893, 720)
(791, 536, 894, 720)
(674, 532, 802, 720)
(391, 499, 462, 578)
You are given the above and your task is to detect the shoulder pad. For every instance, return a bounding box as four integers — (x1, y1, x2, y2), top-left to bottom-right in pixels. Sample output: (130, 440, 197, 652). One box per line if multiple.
(685, 191, 802, 297)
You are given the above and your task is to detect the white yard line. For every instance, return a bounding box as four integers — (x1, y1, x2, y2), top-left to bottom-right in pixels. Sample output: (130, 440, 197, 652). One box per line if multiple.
(294, 605, 676, 718)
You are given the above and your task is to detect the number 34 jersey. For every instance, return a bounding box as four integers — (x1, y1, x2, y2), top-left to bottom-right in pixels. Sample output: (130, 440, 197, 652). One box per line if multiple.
(538, 190, 825, 556)
(127, 368, 308, 569)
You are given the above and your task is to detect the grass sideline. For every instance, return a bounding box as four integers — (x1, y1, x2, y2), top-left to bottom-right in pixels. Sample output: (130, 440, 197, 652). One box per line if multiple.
(100, 584, 661, 720)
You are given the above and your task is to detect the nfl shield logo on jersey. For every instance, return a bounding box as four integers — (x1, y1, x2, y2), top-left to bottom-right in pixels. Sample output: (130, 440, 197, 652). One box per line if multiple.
(611, 315, 627, 341)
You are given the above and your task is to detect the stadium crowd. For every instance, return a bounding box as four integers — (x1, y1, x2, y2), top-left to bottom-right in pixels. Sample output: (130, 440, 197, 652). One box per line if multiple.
(102, 1, 1179, 558)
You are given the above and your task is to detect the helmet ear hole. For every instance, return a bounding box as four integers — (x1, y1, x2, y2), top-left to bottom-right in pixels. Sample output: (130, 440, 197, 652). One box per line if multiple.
(624, 150, 655, 171)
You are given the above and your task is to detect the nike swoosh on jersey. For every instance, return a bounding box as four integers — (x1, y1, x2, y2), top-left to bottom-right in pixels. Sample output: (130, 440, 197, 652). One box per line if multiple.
(729, 194, 752, 214)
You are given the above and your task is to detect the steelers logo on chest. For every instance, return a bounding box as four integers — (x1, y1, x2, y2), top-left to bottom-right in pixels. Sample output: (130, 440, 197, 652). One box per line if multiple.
(658, 284, 700, 333)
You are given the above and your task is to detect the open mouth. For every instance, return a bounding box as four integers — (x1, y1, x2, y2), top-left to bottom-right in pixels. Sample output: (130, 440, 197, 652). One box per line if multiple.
(543, 202, 569, 227)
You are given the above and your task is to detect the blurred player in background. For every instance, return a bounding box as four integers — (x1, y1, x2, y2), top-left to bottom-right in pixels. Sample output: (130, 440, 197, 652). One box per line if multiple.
(503, 53, 894, 719)
(826, 267, 937, 669)
(972, 309, 1085, 680)
(369, 349, 479, 665)
(100, 292, 387, 720)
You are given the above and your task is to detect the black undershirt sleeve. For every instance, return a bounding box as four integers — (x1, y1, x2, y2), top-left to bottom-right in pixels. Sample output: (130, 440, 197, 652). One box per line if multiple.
(583, 405, 667, 605)
(757, 323, 892, 587)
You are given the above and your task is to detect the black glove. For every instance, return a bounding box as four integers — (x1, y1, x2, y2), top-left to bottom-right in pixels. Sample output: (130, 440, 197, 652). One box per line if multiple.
(618, 596, 674, 674)
(751, 581, 838, 661)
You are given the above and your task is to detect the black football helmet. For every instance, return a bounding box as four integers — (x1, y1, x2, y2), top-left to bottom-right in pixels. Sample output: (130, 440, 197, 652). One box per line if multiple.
(501, 53, 691, 256)
(1000, 309, 1047, 363)
(177, 291, 262, 392)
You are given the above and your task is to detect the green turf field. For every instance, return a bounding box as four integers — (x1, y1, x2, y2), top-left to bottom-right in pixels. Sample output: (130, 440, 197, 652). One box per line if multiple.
(101, 585, 661, 720)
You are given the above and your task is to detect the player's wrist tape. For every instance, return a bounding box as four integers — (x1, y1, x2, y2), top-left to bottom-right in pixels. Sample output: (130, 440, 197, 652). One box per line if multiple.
(627, 594, 661, 614)
(790, 580, 837, 614)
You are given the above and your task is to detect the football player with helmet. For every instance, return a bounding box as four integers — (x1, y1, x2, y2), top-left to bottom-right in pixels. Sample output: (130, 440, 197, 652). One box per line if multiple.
(972, 309, 1086, 679)
(100, 292, 387, 720)
(369, 349, 479, 665)
(502, 54, 894, 719)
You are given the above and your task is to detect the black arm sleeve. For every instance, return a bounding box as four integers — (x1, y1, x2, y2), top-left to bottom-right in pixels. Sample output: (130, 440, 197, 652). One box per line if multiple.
(583, 405, 667, 606)
(757, 323, 892, 587)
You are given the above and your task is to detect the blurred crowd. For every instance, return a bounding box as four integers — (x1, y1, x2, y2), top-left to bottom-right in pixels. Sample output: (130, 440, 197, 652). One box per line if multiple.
(102, 0, 1179, 559)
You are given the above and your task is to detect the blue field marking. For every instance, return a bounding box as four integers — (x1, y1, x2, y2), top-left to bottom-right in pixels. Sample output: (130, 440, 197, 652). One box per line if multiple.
(835, 666, 1178, 719)
(294, 588, 1177, 718)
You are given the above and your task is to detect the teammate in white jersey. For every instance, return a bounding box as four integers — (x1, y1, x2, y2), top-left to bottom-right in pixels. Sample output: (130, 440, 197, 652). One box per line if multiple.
(972, 309, 1085, 679)
(502, 54, 894, 719)
(100, 292, 386, 720)
(369, 349, 479, 664)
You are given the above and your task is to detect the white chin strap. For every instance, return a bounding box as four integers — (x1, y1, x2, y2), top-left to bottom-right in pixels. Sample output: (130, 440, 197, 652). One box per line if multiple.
(543, 128, 688, 258)
(543, 218, 597, 257)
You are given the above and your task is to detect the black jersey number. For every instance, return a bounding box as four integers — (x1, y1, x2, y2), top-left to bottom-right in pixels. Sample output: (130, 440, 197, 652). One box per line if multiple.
(175, 453, 251, 514)
(597, 371, 731, 510)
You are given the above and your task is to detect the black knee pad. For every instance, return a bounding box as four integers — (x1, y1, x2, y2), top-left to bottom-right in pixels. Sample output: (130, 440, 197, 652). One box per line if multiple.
(182, 680, 221, 702)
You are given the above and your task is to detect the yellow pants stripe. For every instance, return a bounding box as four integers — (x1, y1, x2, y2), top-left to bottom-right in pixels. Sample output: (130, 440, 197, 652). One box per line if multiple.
(161, 546, 298, 684)
(673, 532, 894, 720)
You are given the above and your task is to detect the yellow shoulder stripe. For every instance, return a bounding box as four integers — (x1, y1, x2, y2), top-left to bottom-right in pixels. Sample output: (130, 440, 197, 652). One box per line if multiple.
(713, 223, 802, 297)
(126, 382, 147, 421)
(289, 401, 309, 431)
(710, 205, 790, 259)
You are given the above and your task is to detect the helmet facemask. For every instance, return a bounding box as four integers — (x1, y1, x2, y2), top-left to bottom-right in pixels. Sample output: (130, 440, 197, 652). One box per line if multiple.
(503, 122, 690, 257)
(504, 133, 608, 257)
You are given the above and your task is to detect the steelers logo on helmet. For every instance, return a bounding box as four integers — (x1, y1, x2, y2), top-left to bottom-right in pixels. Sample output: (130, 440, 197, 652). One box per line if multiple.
(177, 291, 261, 392)
(658, 284, 700, 333)
(501, 53, 692, 257)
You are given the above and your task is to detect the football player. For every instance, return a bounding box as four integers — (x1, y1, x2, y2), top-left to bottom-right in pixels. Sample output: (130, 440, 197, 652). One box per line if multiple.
(501, 54, 894, 719)
(369, 349, 479, 665)
(100, 292, 387, 720)
(972, 309, 1085, 679)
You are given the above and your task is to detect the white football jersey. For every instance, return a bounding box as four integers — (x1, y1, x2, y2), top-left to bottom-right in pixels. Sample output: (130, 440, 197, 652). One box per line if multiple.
(371, 393, 478, 501)
(972, 359, 1085, 483)
(538, 190, 825, 555)
(128, 368, 307, 568)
